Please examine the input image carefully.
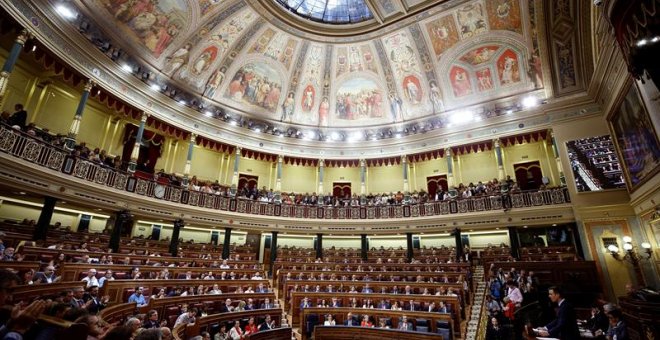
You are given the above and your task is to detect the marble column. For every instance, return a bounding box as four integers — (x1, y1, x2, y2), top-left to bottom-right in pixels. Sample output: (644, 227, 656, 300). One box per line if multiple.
(361, 234, 368, 261)
(360, 159, 366, 196)
(182, 133, 196, 186)
(128, 112, 149, 173)
(230, 147, 241, 195)
(109, 210, 132, 253)
(0, 29, 30, 104)
(406, 232, 414, 262)
(494, 138, 505, 180)
(318, 159, 325, 195)
(222, 227, 232, 259)
(316, 233, 323, 259)
(64, 80, 95, 150)
(269, 231, 278, 276)
(550, 131, 566, 185)
(33, 196, 56, 241)
(169, 219, 185, 257)
(446, 148, 454, 188)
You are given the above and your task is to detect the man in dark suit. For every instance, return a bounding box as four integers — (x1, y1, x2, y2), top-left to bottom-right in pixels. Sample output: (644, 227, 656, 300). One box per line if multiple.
(537, 286, 580, 339)
(9, 104, 27, 130)
(344, 312, 357, 326)
(33, 265, 59, 284)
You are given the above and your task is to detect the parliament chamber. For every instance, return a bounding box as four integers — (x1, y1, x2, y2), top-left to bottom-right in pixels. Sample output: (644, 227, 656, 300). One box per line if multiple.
(0, 0, 658, 339)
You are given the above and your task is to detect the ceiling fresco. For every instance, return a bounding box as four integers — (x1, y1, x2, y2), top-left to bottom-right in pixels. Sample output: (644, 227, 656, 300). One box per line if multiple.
(68, 0, 546, 131)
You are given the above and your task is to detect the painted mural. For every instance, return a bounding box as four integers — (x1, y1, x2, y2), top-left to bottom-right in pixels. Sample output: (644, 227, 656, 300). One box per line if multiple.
(497, 49, 521, 85)
(403, 75, 423, 104)
(460, 46, 500, 65)
(249, 30, 299, 70)
(225, 63, 283, 114)
(98, 0, 188, 58)
(425, 15, 460, 58)
(200, 0, 224, 16)
(456, 3, 488, 39)
(336, 44, 379, 77)
(485, 0, 522, 33)
(334, 78, 385, 122)
(450, 66, 473, 97)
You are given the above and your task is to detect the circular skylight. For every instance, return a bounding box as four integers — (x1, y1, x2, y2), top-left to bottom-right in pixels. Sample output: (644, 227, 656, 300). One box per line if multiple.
(273, 0, 374, 24)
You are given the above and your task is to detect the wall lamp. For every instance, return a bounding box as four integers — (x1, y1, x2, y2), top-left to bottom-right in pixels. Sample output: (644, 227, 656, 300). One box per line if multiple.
(607, 236, 652, 264)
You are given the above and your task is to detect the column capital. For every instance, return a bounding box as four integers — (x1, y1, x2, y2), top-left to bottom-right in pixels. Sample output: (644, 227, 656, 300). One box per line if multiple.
(401, 155, 407, 163)
(278, 154, 284, 162)
(360, 159, 366, 167)
(140, 112, 150, 122)
(83, 79, 96, 92)
(550, 129, 556, 139)
(493, 138, 501, 148)
(16, 29, 32, 46)
(445, 148, 452, 156)
(189, 133, 197, 143)
(319, 159, 325, 167)
(235, 146, 242, 154)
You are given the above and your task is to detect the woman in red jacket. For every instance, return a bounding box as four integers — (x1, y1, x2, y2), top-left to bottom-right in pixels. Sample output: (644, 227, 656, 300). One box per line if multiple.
(244, 317, 258, 336)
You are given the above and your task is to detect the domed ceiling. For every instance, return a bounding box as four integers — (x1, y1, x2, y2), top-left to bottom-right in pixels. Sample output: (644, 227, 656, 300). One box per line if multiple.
(67, 0, 548, 133)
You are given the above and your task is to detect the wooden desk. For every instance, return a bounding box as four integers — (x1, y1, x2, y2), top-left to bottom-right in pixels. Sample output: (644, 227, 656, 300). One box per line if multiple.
(290, 292, 462, 336)
(245, 327, 292, 340)
(173, 309, 284, 340)
(13, 282, 86, 302)
(313, 325, 443, 340)
(300, 307, 453, 340)
(102, 279, 270, 304)
(282, 280, 467, 309)
(58, 263, 266, 281)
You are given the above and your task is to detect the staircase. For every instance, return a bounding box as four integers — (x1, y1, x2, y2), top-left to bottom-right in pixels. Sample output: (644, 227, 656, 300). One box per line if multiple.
(465, 265, 486, 340)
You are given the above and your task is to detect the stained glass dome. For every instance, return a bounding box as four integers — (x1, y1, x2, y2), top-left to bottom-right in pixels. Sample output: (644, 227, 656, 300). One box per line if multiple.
(273, 0, 374, 24)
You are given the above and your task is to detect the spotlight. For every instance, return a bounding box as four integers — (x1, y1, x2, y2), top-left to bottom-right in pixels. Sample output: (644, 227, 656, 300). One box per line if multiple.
(178, 100, 186, 106)
(204, 111, 213, 117)
(150, 84, 161, 91)
(121, 64, 133, 73)
(449, 111, 474, 125)
(330, 132, 340, 141)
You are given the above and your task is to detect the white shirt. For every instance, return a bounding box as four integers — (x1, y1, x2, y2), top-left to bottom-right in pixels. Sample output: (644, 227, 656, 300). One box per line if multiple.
(82, 276, 99, 288)
(324, 320, 336, 326)
(507, 287, 523, 304)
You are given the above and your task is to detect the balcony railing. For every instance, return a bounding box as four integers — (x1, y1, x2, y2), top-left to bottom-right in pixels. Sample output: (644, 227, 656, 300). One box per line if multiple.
(0, 125, 571, 220)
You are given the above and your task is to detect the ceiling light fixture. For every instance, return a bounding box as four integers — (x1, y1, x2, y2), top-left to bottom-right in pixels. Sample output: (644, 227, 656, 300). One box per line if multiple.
(121, 64, 133, 73)
(449, 111, 473, 125)
(150, 84, 161, 91)
(522, 96, 539, 108)
(56, 4, 76, 19)
(204, 111, 213, 117)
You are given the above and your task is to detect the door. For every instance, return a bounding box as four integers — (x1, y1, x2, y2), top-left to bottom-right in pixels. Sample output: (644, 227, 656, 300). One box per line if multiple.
(151, 225, 161, 240)
(332, 182, 351, 198)
(426, 175, 448, 198)
(514, 161, 543, 190)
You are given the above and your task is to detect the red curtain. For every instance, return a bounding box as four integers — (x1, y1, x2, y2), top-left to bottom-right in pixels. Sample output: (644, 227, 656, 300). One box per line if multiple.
(514, 161, 543, 190)
(426, 175, 448, 198)
(332, 183, 352, 198)
(238, 174, 259, 190)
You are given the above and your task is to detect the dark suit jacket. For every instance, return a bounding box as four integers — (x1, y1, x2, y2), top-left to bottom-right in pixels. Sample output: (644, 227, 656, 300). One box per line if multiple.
(9, 110, 27, 130)
(546, 300, 580, 339)
(344, 319, 357, 326)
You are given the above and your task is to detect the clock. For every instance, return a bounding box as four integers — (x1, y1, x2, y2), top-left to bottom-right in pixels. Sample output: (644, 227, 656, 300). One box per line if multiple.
(154, 184, 166, 199)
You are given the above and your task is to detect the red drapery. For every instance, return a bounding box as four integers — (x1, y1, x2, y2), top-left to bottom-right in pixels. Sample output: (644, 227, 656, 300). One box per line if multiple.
(238, 174, 259, 190)
(426, 175, 448, 198)
(332, 182, 352, 198)
(514, 161, 543, 190)
(122, 124, 164, 173)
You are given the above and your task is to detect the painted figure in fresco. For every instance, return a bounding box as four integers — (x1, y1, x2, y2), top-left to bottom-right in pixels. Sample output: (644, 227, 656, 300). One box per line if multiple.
(203, 66, 226, 98)
(527, 54, 543, 88)
(452, 69, 472, 97)
(318, 97, 330, 126)
(405, 78, 420, 104)
(192, 48, 216, 75)
(162, 43, 192, 77)
(281, 93, 295, 122)
(457, 3, 487, 38)
(500, 56, 516, 84)
(477, 69, 494, 91)
(429, 81, 444, 113)
(302, 86, 314, 112)
(388, 93, 404, 122)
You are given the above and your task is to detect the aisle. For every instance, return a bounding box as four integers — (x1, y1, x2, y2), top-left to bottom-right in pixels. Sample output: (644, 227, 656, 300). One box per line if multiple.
(466, 265, 486, 340)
